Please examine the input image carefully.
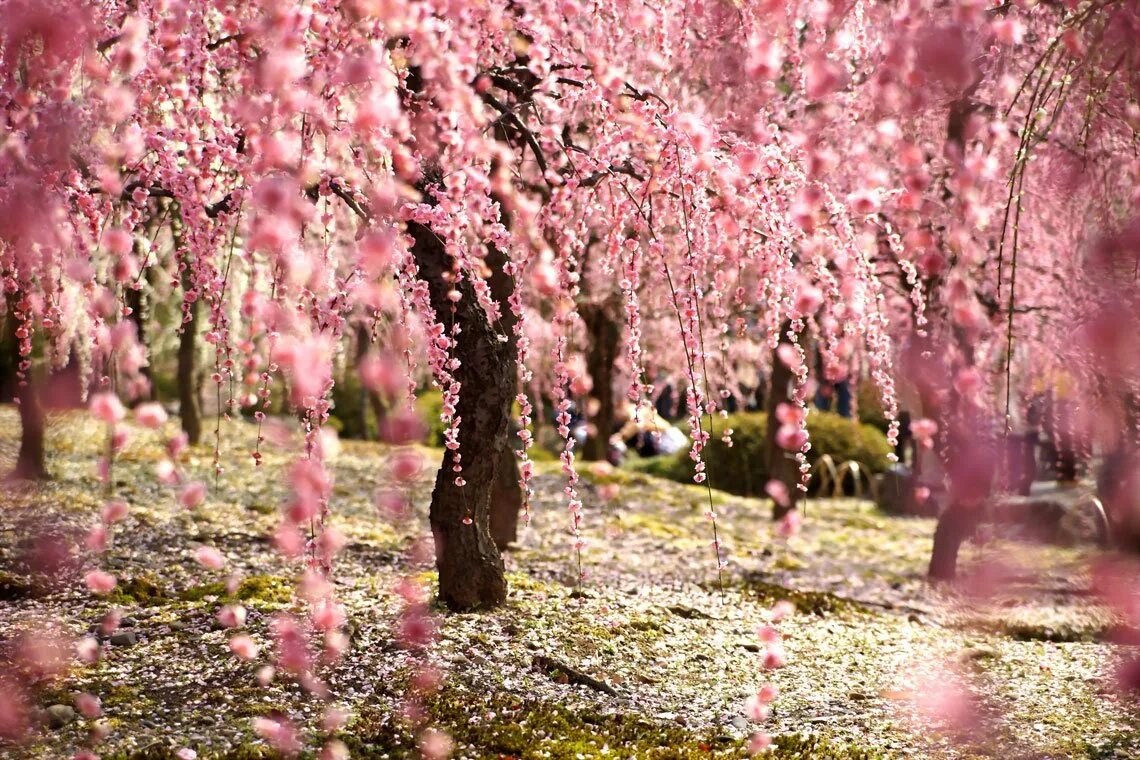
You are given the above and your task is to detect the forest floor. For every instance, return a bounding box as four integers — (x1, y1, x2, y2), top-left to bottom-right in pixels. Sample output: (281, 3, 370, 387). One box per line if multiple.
(0, 407, 1137, 759)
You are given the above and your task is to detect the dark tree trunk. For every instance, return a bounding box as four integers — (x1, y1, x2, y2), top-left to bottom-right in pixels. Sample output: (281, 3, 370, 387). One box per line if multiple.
(13, 378, 47, 481)
(125, 283, 155, 402)
(354, 323, 384, 440)
(489, 444, 521, 551)
(469, 222, 523, 554)
(765, 323, 800, 520)
(0, 311, 16, 405)
(126, 252, 157, 401)
(580, 301, 619, 462)
(410, 219, 513, 610)
(928, 505, 982, 580)
(4, 296, 47, 481)
(178, 272, 202, 445)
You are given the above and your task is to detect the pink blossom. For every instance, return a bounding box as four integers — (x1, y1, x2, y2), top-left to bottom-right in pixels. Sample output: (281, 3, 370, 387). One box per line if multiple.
(770, 600, 795, 622)
(359, 352, 403, 397)
(195, 545, 225, 570)
(389, 450, 423, 482)
(84, 570, 116, 594)
(229, 635, 259, 660)
(90, 393, 126, 424)
(253, 716, 300, 756)
(765, 479, 790, 508)
(909, 418, 938, 449)
(530, 261, 560, 296)
(74, 693, 101, 719)
(748, 732, 772, 753)
(102, 228, 133, 256)
(419, 728, 454, 760)
(218, 604, 247, 629)
(805, 56, 848, 100)
(320, 740, 349, 760)
(75, 637, 100, 664)
(179, 481, 206, 510)
(101, 500, 129, 524)
(168, 433, 189, 457)
(86, 525, 108, 552)
(135, 402, 168, 429)
(312, 600, 346, 632)
(794, 283, 823, 316)
(744, 694, 770, 722)
(321, 708, 349, 732)
(775, 424, 807, 452)
(756, 625, 780, 644)
(155, 460, 180, 485)
(762, 643, 786, 669)
(777, 509, 802, 538)
(991, 17, 1025, 45)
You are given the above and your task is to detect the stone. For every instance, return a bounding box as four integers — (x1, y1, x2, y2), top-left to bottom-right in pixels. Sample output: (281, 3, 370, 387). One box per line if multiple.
(110, 631, 138, 647)
(45, 704, 76, 729)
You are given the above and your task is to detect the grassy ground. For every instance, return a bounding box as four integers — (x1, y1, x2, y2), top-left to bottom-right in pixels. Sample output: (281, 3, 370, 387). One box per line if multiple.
(0, 407, 1136, 759)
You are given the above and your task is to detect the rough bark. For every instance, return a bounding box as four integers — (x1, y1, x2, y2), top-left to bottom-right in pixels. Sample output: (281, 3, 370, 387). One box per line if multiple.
(928, 504, 982, 581)
(355, 323, 385, 440)
(765, 322, 800, 520)
(177, 271, 202, 445)
(411, 219, 513, 610)
(13, 377, 48, 481)
(580, 301, 620, 462)
(489, 444, 522, 551)
(125, 267, 155, 401)
(485, 237, 523, 552)
(4, 295, 48, 480)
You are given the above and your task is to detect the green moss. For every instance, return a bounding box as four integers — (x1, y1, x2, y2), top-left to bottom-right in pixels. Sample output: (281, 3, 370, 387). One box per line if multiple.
(773, 733, 889, 759)
(342, 678, 888, 759)
(577, 463, 634, 486)
(179, 574, 292, 604)
(109, 574, 170, 607)
(526, 445, 558, 462)
(998, 619, 1109, 643)
(505, 571, 554, 594)
(245, 501, 276, 515)
(733, 576, 868, 617)
(345, 685, 747, 758)
(99, 745, 276, 760)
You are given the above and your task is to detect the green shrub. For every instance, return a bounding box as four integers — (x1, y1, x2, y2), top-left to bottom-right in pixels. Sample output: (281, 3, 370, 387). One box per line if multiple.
(328, 367, 371, 439)
(855, 378, 889, 433)
(625, 409, 892, 497)
(416, 389, 447, 447)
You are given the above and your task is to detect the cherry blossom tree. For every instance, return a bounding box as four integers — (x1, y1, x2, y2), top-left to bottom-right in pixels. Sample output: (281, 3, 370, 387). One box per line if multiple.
(3, 0, 1140, 754)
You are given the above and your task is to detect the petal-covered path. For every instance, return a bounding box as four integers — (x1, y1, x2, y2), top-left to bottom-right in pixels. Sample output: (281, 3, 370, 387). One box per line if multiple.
(0, 408, 1135, 759)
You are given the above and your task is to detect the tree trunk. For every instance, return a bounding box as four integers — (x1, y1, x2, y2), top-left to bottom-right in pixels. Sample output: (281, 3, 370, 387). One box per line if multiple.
(928, 504, 981, 581)
(580, 302, 619, 462)
(410, 219, 512, 610)
(125, 260, 155, 401)
(355, 323, 384, 440)
(178, 274, 202, 445)
(489, 445, 521, 551)
(13, 378, 47, 480)
(4, 294, 47, 480)
(765, 323, 800, 520)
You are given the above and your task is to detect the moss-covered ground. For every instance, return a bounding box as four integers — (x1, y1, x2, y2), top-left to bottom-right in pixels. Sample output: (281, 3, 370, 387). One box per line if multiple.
(0, 408, 1136, 759)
